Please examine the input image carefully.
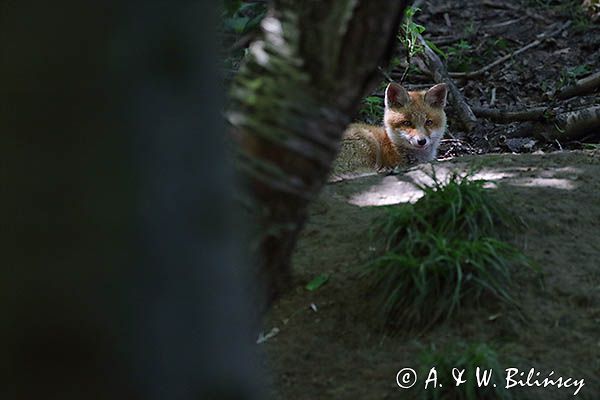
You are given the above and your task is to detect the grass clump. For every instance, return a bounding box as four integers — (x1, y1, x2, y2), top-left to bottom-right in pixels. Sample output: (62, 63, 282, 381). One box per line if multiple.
(359, 95, 385, 124)
(363, 170, 534, 332)
(417, 342, 512, 400)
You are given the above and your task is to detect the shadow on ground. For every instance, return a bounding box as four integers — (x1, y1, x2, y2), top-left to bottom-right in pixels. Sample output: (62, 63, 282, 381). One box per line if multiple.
(264, 150, 600, 400)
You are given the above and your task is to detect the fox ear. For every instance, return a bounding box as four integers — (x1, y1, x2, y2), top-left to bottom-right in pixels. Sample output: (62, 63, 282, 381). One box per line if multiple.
(424, 83, 448, 108)
(385, 82, 410, 109)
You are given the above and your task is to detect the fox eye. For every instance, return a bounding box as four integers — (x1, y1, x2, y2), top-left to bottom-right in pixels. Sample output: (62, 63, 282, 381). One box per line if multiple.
(425, 119, 434, 126)
(401, 120, 412, 127)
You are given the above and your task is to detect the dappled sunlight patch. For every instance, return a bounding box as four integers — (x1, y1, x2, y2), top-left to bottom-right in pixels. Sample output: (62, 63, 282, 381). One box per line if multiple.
(345, 162, 581, 207)
(539, 166, 581, 175)
(475, 165, 580, 190)
(482, 165, 581, 190)
(347, 164, 519, 207)
(508, 177, 577, 190)
(348, 176, 424, 206)
(473, 169, 518, 181)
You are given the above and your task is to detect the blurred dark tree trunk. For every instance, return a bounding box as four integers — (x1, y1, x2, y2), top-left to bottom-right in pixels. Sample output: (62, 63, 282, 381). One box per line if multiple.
(0, 2, 261, 399)
(229, 0, 408, 303)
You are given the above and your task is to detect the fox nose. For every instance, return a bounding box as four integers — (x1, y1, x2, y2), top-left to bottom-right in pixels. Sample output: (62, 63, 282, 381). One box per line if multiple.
(417, 138, 427, 146)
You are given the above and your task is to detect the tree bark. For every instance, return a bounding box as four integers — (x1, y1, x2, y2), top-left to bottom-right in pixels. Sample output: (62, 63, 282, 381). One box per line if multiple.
(229, 0, 408, 303)
(417, 34, 478, 132)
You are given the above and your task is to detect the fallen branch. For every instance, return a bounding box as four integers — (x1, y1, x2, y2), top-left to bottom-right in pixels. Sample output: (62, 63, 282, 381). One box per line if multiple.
(551, 106, 600, 141)
(472, 106, 547, 123)
(557, 71, 600, 99)
(417, 34, 477, 131)
(476, 104, 600, 142)
(449, 21, 571, 79)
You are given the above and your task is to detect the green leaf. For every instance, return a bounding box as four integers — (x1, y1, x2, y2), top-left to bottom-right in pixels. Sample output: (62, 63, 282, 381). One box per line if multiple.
(305, 274, 330, 291)
(364, 96, 383, 106)
(456, 39, 472, 50)
(414, 23, 426, 34)
(568, 64, 591, 78)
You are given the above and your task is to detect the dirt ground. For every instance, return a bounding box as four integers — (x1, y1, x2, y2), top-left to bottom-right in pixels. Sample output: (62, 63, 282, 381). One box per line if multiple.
(262, 150, 600, 400)
(259, 1, 600, 398)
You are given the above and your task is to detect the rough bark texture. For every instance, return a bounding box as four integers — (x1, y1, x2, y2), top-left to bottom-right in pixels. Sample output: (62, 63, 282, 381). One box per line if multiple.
(552, 106, 600, 141)
(229, 0, 408, 303)
(510, 106, 600, 142)
(417, 35, 477, 132)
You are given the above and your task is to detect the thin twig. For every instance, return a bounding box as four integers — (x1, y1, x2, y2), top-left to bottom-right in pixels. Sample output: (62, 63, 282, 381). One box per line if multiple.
(554, 139, 563, 151)
(449, 21, 571, 79)
(487, 17, 527, 29)
(378, 66, 394, 83)
(443, 12, 452, 28)
(399, 65, 410, 83)
(490, 87, 497, 107)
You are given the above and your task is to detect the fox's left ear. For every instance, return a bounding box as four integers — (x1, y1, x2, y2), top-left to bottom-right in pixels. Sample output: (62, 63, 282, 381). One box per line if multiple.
(424, 83, 448, 108)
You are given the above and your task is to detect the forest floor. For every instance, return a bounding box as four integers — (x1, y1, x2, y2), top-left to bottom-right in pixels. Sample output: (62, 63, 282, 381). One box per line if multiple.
(352, 0, 600, 157)
(259, 0, 600, 399)
(263, 150, 600, 400)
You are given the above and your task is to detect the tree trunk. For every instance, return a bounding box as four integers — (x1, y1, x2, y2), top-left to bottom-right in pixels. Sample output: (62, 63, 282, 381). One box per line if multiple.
(1, 2, 262, 399)
(229, 0, 408, 303)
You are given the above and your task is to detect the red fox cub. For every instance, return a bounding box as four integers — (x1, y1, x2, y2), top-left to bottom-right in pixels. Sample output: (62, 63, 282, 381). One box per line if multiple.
(333, 82, 448, 176)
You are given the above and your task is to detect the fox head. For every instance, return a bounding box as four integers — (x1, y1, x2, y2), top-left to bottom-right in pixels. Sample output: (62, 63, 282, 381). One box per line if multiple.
(383, 82, 448, 157)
